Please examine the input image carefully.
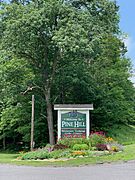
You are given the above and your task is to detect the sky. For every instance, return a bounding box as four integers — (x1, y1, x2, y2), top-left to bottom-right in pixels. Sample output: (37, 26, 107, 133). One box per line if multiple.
(117, 0, 135, 84)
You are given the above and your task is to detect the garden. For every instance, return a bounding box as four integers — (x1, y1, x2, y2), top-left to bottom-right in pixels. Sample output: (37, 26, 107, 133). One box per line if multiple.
(18, 132, 124, 161)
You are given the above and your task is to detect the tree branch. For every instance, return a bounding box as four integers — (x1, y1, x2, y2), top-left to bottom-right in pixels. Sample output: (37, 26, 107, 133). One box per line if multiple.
(21, 84, 44, 95)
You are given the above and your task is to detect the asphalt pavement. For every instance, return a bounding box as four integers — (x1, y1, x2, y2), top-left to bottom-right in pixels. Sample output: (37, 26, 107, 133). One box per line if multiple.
(0, 161, 135, 180)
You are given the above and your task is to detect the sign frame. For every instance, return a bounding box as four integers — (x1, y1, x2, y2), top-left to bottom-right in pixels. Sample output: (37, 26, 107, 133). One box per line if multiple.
(54, 104, 94, 140)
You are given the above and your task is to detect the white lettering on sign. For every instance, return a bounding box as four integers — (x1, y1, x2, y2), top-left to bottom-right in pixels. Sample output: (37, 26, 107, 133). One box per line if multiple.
(62, 121, 74, 128)
(74, 121, 85, 127)
(62, 120, 85, 128)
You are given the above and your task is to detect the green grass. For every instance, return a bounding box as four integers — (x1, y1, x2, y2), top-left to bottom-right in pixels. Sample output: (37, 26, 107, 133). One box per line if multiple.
(107, 125, 135, 145)
(0, 153, 19, 164)
(0, 144, 135, 167)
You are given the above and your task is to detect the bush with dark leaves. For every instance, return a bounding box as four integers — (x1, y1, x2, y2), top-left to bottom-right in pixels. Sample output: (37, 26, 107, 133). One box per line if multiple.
(96, 144, 107, 151)
(53, 144, 68, 150)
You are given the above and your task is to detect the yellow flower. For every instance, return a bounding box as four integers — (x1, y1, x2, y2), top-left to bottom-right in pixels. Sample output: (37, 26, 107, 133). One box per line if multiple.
(106, 137, 114, 142)
(72, 151, 86, 156)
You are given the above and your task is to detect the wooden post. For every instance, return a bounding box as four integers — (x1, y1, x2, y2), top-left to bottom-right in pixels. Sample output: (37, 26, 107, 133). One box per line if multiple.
(3, 133, 6, 150)
(31, 95, 34, 151)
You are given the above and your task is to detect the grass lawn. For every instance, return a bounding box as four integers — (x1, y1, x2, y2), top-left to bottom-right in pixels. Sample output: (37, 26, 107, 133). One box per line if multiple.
(0, 144, 135, 167)
(107, 125, 135, 145)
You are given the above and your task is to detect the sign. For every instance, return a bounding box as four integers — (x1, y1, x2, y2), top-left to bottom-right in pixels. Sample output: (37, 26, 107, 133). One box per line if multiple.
(61, 111, 86, 138)
(54, 104, 94, 140)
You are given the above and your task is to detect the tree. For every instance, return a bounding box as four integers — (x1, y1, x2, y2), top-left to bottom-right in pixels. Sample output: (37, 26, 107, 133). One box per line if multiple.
(1, 0, 134, 145)
(87, 35, 135, 129)
(2, 0, 121, 144)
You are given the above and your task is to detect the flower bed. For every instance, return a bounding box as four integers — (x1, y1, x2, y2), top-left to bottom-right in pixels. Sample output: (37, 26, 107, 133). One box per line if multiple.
(19, 132, 123, 160)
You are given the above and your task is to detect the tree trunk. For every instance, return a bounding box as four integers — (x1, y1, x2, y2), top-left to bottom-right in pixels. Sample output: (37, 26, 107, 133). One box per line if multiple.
(45, 89, 55, 145)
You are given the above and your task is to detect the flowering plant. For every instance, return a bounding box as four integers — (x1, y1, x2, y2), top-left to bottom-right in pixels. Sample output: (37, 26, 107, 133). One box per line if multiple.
(72, 151, 86, 157)
(89, 133, 106, 147)
(105, 137, 114, 143)
(90, 131, 105, 136)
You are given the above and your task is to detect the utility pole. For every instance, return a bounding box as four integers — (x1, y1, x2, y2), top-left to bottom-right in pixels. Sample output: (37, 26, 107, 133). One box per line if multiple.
(31, 95, 34, 151)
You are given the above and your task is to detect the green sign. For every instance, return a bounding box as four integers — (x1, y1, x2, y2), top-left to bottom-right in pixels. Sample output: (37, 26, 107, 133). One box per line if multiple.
(61, 111, 86, 138)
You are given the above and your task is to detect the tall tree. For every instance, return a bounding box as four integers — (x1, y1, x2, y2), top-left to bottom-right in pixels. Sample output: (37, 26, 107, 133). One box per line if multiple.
(1, 0, 133, 145)
(87, 34, 135, 129)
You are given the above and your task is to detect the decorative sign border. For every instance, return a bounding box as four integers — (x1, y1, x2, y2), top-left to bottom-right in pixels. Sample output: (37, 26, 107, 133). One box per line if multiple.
(54, 104, 93, 140)
(57, 110, 90, 139)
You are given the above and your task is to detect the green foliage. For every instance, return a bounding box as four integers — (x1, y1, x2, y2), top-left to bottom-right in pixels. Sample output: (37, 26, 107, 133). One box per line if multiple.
(90, 36, 135, 129)
(44, 144, 54, 152)
(0, 0, 135, 149)
(59, 150, 72, 158)
(58, 138, 89, 148)
(1, 144, 135, 166)
(21, 149, 71, 160)
(107, 125, 135, 145)
(49, 150, 66, 159)
(72, 144, 89, 151)
(90, 134, 106, 147)
(21, 150, 51, 160)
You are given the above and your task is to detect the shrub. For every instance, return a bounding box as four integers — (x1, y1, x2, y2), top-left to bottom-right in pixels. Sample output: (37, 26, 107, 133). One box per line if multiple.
(20, 149, 72, 160)
(72, 144, 89, 150)
(58, 137, 89, 148)
(96, 144, 107, 151)
(89, 134, 106, 147)
(49, 150, 64, 159)
(105, 137, 115, 143)
(21, 151, 37, 160)
(36, 151, 51, 159)
(21, 150, 51, 160)
(57, 138, 70, 147)
(91, 131, 105, 136)
(44, 144, 54, 152)
(53, 144, 68, 150)
(59, 150, 72, 158)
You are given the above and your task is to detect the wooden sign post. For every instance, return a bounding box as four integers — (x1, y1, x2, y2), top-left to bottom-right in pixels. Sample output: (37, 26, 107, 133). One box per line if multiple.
(31, 95, 34, 151)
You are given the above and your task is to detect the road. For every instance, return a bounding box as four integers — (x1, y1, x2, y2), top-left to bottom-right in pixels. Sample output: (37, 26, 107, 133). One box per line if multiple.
(0, 161, 135, 180)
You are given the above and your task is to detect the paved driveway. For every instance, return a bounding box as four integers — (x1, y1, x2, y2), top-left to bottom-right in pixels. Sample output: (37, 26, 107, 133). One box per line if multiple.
(0, 161, 135, 180)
